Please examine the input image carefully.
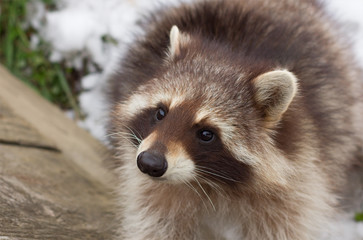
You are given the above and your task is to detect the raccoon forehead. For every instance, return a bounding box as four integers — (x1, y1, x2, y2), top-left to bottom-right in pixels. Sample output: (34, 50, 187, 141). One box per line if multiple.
(122, 80, 247, 132)
(121, 79, 211, 117)
(121, 90, 186, 118)
(194, 108, 236, 134)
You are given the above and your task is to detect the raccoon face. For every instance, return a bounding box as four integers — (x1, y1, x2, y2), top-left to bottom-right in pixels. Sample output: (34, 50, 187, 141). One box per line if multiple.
(113, 26, 298, 189)
(118, 72, 297, 188)
(121, 96, 252, 185)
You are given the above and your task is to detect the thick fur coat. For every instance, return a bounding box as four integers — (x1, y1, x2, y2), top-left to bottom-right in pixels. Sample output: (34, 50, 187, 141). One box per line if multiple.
(107, 0, 363, 239)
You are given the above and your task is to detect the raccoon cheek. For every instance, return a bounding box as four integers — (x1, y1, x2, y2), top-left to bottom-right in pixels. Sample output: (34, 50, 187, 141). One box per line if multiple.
(162, 147, 196, 183)
(253, 69, 298, 126)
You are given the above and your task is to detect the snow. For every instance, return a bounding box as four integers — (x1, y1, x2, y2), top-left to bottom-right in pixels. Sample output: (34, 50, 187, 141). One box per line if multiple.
(25, 0, 363, 238)
(326, 214, 363, 240)
(326, 0, 363, 65)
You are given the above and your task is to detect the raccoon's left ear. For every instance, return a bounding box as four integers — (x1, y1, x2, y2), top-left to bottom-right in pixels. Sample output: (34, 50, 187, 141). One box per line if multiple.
(252, 70, 298, 125)
(168, 25, 190, 57)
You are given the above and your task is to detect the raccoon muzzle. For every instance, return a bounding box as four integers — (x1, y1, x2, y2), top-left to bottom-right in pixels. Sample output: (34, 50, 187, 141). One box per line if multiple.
(137, 151, 168, 177)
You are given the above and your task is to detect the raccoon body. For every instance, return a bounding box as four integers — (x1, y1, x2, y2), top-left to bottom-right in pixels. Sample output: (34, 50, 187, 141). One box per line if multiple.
(107, 0, 363, 239)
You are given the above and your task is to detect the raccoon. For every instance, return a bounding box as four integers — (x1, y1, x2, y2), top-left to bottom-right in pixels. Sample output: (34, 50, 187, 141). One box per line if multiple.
(107, 0, 363, 239)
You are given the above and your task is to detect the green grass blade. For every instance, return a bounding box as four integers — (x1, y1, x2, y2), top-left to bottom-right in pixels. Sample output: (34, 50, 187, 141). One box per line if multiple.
(355, 212, 363, 222)
(5, 2, 15, 69)
(55, 64, 81, 118)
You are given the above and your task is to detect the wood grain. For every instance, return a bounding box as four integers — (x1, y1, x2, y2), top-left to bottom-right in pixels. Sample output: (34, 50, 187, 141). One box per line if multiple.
(0, 66, 115, 239)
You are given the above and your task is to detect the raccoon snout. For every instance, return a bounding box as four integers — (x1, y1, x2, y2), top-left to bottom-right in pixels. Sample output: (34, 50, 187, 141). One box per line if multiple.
(137, 151, 168, 177)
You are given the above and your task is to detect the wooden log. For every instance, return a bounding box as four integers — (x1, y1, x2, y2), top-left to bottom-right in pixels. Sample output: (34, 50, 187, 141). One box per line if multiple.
(0, 66, 115, 239)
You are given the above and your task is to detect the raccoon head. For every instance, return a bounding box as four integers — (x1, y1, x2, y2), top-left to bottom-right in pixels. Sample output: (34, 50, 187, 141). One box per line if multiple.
(114, 26, 298, 190)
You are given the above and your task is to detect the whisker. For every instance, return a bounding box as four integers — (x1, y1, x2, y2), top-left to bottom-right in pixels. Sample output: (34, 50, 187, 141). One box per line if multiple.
(111, 134, 139, 149)
(107, 130, 143, 147)
(108, 132, 136, 139)
(119, 133, 142, 143)
(195, 169, 231, 187)
(181, 179, 209, 210)
(124, 139, 139, 149)
(105, 132, 120, 137)
(182, 180, 201, 197)
(123, 125, 143, 143)
(124, 132, 142, 144)
(196, 166, 242, 183)
(109, 122, 144, 143)
(195, 172, 225, 196)
(193, 176, 216, 211)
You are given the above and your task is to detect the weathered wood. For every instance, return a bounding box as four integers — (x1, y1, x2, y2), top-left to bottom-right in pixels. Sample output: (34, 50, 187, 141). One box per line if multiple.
(0, 66, 115, 239)
(0, 100, 58, 151)
(0, 66, 111, 185)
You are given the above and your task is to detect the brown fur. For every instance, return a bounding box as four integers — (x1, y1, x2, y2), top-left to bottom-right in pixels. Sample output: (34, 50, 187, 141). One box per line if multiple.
(107, 0, 363, 239)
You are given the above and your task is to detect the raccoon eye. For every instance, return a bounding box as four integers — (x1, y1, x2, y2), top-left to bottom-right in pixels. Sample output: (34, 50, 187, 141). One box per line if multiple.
(198, 130, 215, 143)
(155, 108, 166, 121)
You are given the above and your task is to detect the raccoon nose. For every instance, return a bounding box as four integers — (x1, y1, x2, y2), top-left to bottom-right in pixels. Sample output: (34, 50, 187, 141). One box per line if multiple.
(137, 151, 168, 177)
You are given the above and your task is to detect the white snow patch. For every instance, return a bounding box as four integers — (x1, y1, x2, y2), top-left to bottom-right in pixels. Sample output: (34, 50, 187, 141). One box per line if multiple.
(326, 0, 363, 64)
(26, 0, 46, 30)
(78, 80, 108, 142)
(358, 222, 363, 236)
(81, 73, 101, 90)
(324, 213, 363, 240)
(45, 9, 103, 52)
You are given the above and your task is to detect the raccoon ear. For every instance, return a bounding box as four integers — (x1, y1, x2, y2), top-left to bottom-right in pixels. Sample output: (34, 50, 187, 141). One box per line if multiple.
(253, 70, 298, 125)
(169, 25, 189, 57)
(169, 25, 180, 56)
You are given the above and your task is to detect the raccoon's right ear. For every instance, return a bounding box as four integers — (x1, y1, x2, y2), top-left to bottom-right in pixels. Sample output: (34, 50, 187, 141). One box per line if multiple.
(252, 70, 298, 126)
(168, 25, 190, 57)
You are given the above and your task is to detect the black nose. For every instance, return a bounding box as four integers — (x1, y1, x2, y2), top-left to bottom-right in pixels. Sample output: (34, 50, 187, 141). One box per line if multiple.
(137, 151, 168, 177)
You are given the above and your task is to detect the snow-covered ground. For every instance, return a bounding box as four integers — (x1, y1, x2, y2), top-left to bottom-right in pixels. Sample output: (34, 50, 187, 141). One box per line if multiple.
(26, 0, 363, 239)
